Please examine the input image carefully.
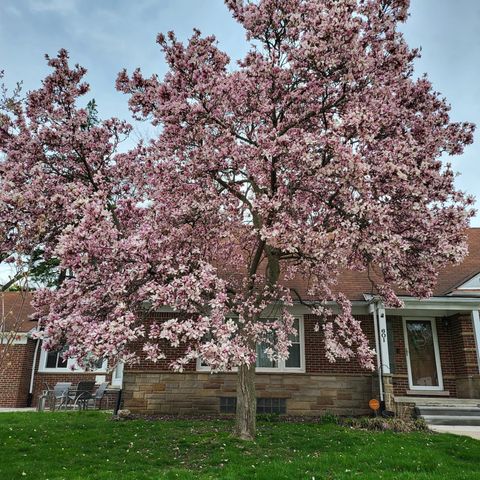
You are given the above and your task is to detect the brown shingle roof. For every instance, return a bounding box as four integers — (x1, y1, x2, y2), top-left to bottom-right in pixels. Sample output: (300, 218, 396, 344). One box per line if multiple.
(285, 228, 480, 301)
(2, 229, 479, 324)
(435, 228, 480, 296)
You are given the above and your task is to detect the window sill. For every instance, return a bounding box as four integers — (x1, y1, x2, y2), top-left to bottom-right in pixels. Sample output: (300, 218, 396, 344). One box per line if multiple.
(196, 367, 305, 374)
(38, 369, 108, 374)
(406, 389, 450, 397)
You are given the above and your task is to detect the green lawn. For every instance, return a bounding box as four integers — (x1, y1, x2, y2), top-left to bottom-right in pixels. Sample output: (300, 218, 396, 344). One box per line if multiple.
(0, 412, 479, 480)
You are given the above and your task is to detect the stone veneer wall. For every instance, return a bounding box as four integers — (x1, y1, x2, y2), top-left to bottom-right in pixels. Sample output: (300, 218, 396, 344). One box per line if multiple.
(123, 371, 375, 416)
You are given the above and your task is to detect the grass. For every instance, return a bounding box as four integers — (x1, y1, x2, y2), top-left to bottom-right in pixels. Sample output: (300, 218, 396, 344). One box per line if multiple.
(0, 412, 479, 479)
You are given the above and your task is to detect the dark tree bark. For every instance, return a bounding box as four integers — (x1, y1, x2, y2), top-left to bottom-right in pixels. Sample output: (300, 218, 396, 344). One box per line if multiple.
(235, 362, 257, 440)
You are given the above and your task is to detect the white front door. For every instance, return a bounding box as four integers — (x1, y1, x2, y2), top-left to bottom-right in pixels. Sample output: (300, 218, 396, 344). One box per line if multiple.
(403, 318, 444, 391)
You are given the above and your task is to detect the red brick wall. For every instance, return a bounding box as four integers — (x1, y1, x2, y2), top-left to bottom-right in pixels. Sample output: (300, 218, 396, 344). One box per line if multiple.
(304, 315, 376, 374)
(126, 312, 195, 373)
(390, 316, 408, 395)
(451, 314, 479, 376)
(436, 317, 457, 396)
(0, 338, 36, 408)
(125, 313, 377, 376)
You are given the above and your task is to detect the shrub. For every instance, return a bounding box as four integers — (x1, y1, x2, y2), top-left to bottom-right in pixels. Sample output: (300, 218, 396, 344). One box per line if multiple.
(340, 416, 430, 433)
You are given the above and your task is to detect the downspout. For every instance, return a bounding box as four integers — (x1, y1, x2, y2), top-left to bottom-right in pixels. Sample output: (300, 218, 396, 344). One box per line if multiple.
(27, 335, 40, 407)
(371, 302, 384, 404)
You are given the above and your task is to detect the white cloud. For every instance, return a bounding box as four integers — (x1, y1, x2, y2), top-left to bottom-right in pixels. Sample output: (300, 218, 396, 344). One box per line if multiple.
(28, 0, 79, 15)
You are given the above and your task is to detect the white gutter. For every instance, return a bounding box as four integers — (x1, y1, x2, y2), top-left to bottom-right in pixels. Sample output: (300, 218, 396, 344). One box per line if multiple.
(397, 296, 480, 308)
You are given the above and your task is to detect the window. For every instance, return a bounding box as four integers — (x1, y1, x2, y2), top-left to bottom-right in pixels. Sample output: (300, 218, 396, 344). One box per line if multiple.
(45, 348, 68, 369)
(86, 353, 105, 370)
(219, 397, 237, 414)
(219, 397, 287, 414)
(197, 317, 305, 372)
(256, 330, 278, 368)
(285, 318, 301, 368)
(256, 397, 286, 414)
(39, 342, 107, 373)
(112, 361, 124, 387)
(255, 318, 303, 371)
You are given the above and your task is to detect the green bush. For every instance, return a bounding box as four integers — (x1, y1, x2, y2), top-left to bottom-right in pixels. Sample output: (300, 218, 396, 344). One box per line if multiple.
(318, 411, 340, 424)
(256, 413, 282, 422)
(340, 416, 429, 433)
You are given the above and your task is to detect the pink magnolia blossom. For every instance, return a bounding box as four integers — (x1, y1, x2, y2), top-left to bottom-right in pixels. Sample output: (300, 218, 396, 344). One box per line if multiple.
(1, 0, 475, 383)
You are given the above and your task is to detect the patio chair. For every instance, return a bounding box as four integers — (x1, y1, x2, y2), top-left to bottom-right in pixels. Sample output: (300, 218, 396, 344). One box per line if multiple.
(86, 382, 109, 410)
(44, 382, 72, 411)
(68, 381, 96, 410)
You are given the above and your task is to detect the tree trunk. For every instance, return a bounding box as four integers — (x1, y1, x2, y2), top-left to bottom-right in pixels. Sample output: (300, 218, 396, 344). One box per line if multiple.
(235, 362, 256, 440)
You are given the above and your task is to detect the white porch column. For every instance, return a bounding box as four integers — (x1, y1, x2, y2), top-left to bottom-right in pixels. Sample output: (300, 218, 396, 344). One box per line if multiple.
(472, 310, 480, 374)
(377, 305, 391, 375)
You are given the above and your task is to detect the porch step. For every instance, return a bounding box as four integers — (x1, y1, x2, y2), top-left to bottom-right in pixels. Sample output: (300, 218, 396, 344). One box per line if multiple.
(396, 396, 480, 407)
(415, 406, 480, 417)
(421, 415, 480, 426)
(414, 403, 480, 426)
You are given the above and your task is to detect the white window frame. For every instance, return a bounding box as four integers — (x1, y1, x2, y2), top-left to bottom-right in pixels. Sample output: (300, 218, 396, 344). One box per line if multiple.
(38, 344, 108, 373)
(402, 317, 444, 391)
(196, 316, 305, 373)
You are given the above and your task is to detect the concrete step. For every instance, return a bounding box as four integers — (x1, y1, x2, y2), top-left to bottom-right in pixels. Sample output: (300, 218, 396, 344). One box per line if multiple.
(415, 406, 480, 417)
(396, 396, 480, 407)
(422, 415, 480, 426)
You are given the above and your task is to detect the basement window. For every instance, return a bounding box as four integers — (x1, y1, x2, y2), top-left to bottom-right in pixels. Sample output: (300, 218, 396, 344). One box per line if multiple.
(219, 397, 237, 414)
(219, 397, 287, 415)
(256, 397, 286, 414)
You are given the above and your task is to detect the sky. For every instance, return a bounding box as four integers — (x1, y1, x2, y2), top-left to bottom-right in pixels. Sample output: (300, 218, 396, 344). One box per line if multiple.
(0, 0, 479, 281)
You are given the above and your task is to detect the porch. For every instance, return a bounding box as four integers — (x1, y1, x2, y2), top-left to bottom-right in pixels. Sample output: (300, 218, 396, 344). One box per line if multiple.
(369, 296, 480, 413)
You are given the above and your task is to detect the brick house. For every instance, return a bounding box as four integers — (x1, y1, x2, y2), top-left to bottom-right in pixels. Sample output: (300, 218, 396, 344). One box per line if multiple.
(2, 228, 480, 416)
(0, 292, 121, 408)
(123, 228, 480, 417)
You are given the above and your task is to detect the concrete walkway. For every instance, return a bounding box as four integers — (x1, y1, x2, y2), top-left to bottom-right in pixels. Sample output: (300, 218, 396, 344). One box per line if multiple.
(431, 425, 480, 440)
(0, 408, 36, 413)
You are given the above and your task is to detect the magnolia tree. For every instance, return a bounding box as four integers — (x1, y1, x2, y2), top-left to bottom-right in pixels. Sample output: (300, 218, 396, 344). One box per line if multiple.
(1, 0, 476, 440)
(0, 58, 131, 290)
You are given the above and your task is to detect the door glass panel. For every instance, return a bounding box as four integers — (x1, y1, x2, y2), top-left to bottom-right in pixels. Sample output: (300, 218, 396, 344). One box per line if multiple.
(406, 320, 439, 387)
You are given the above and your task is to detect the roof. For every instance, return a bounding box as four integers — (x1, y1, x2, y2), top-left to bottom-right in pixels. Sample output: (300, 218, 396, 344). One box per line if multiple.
(285, 228, 480, 301)
(435, 228, 480, 297)
(1, 291, 36, 333)
(1, 230, 479, 321)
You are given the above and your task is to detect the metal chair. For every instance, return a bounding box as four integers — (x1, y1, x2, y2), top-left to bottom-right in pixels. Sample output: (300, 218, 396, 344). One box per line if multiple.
(68, 381, 96, 410)
(45, 382, 72, 411)
(87, 382, 109, 409)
